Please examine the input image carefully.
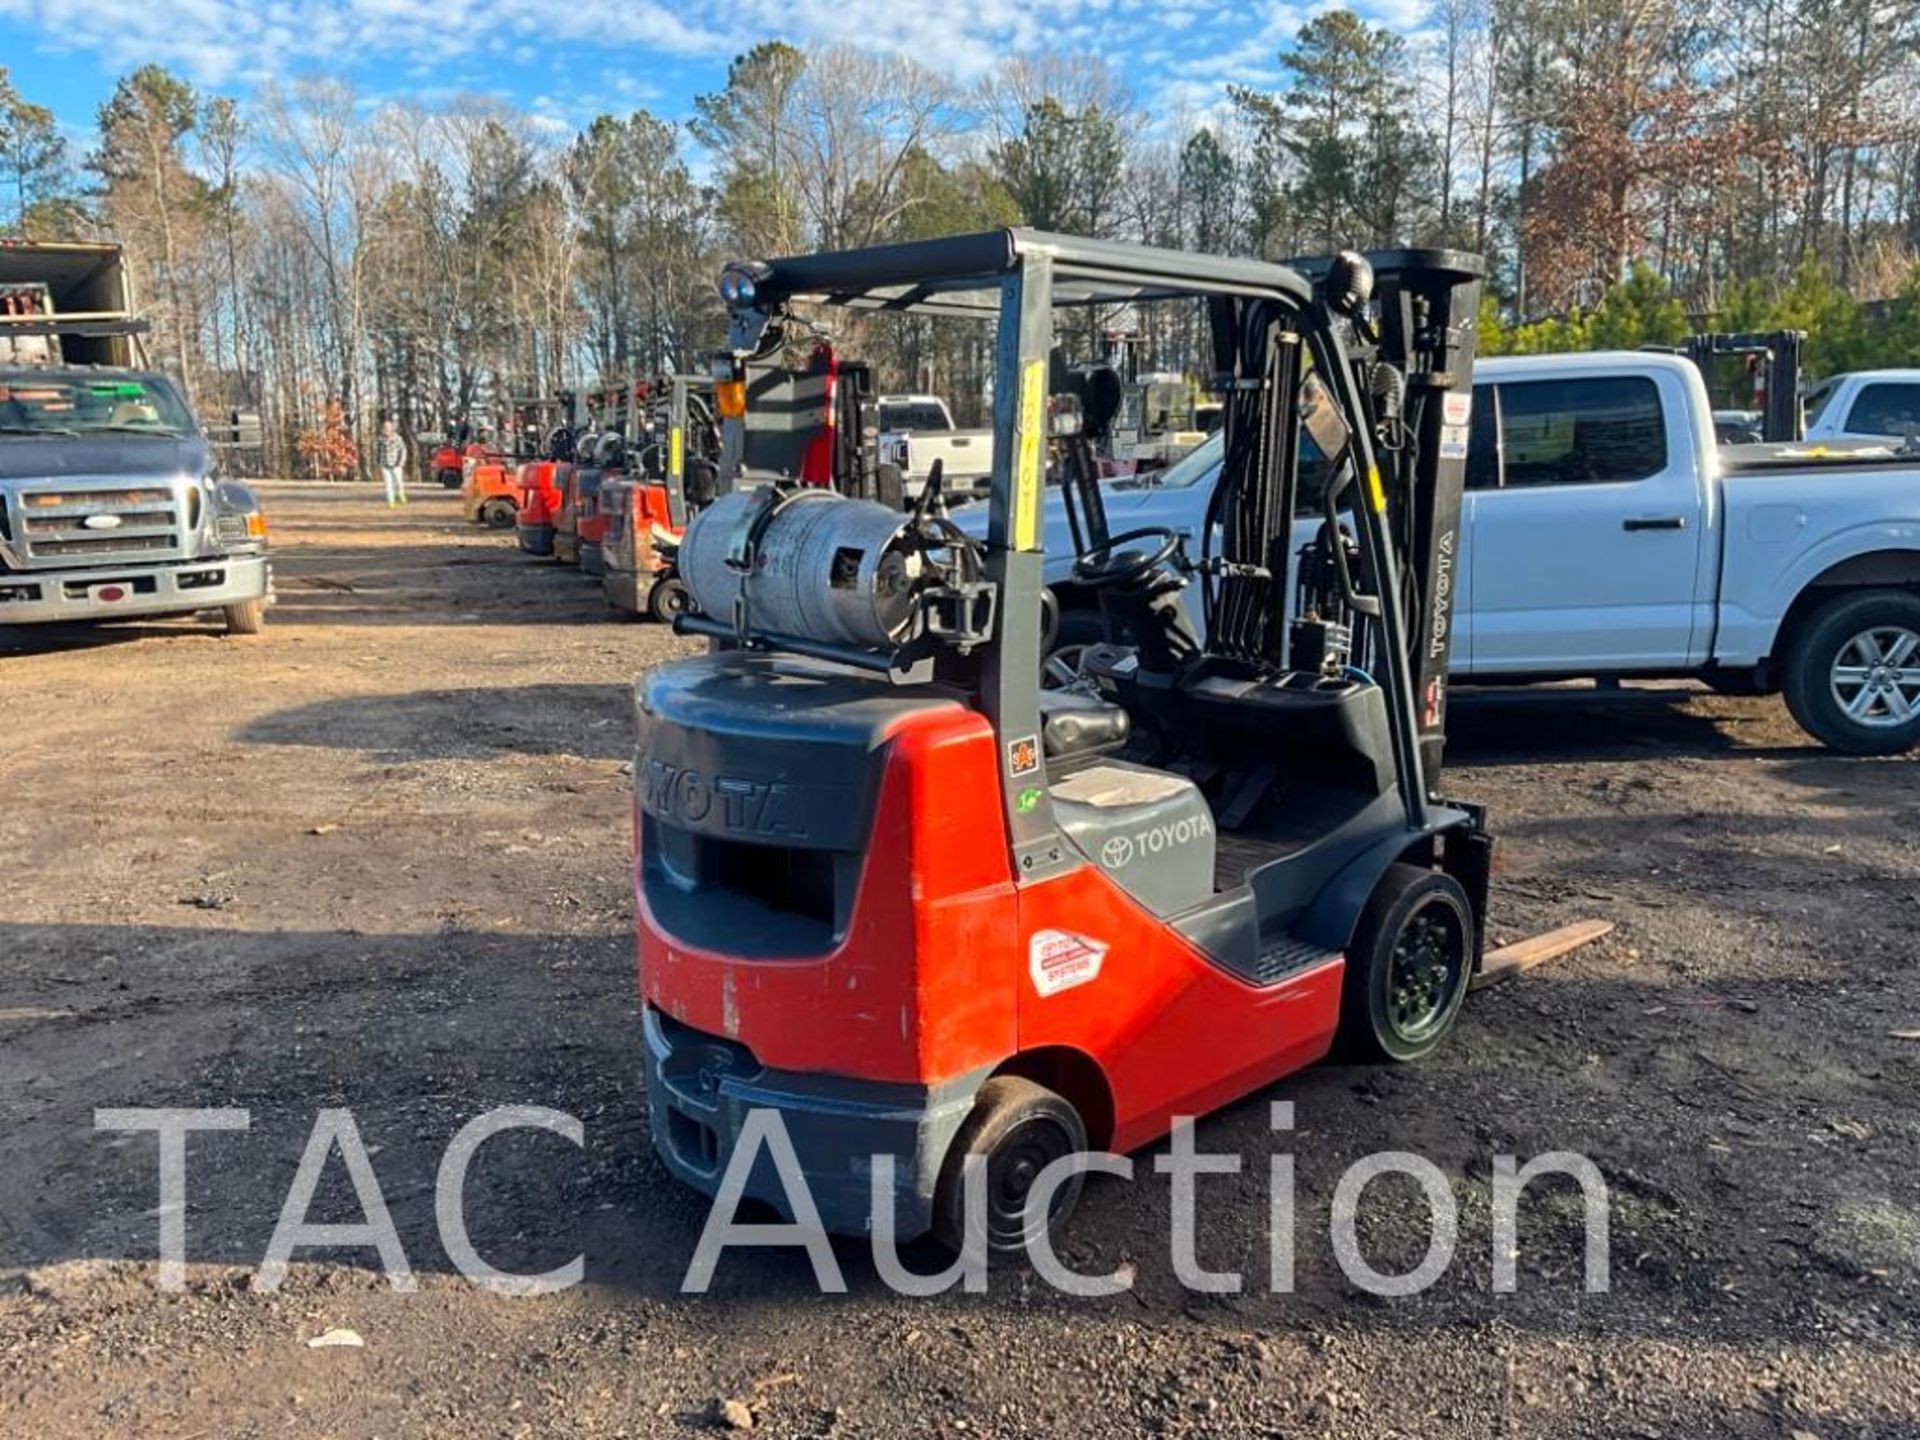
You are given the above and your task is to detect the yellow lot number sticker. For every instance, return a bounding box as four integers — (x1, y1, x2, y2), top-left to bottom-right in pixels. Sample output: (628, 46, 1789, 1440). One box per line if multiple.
(1015, 360, 1047, 550)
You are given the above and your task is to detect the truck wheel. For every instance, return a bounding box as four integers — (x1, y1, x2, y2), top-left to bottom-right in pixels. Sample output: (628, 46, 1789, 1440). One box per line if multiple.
(222, 599, 266, 636)
(1338, 863, 1474, 1064)
(1782, 589, 1920, 755)
(479, 498, 517, 529)
(932, 1076, 1087, 1260)
(645, 575, 690, 624)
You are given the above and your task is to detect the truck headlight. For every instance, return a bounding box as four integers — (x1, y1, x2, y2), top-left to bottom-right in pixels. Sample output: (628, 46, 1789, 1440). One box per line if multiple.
(214, 512, 268, 544)
(209, 481, 268, 546)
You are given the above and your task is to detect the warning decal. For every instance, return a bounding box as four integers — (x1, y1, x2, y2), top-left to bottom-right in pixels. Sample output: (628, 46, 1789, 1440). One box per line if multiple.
(1029, 929, 1109, 997)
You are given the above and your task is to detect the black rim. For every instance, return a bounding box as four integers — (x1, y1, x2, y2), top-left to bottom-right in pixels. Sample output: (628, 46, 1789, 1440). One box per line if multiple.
(1385, 899, 1466, 1044)
(653, 580, 688, 619)
(983, 1116, 1076, 1249)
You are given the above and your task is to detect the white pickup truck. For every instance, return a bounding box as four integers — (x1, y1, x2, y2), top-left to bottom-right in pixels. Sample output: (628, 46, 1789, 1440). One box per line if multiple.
(876, 394, 994, 500)
(1804, 370, 1920, 444)
(968, 352, 1920, 755)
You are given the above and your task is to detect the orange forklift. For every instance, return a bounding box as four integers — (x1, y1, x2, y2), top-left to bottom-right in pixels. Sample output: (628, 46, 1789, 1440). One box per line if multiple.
(515, 454, 569, 554)
(577, 416, 627, 577)
(634, 233, 1491, 1255)
(459, 434, 522, 528)
(454, 395, 570, 528)
(516, 394, 581, 556)
(545, 382, 625, 562)
(604, 374, 721, 621)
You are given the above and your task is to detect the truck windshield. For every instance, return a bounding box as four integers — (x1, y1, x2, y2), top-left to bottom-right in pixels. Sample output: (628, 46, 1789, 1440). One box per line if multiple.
(1134, 431, 1223, 487)
(0, 372, 195, 436)
(879, 401, 951, 432)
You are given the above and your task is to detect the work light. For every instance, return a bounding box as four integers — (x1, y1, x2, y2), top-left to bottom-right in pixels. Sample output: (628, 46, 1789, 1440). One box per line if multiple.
(717, 261, 770, 307)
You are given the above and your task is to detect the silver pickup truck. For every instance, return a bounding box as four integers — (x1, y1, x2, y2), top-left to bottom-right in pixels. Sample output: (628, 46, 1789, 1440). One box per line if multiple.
(1, 241, 271, 635)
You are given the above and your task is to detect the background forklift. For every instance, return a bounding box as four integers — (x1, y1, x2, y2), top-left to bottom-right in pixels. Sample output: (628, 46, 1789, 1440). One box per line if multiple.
(554, 432, 617, 565)
(634, 230, 1488, 1255)
(553, 382, 634, 566)
(515, 391, 580, 556)
(1655, 330, 1804, 443)
(460, 442, 523, 528)
(604, 374, 721, 622)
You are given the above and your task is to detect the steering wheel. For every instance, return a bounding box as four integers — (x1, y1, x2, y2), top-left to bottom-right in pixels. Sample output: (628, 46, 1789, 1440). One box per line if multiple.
(1071, 526, 1183, 589)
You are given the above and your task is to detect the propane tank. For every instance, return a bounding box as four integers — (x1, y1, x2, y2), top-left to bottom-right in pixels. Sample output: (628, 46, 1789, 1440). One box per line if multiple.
(679, 489, 927, 649)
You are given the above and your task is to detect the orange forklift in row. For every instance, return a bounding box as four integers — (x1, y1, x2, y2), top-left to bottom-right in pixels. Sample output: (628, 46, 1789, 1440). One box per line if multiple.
(460, 394, 573, 528)
(555, 382, 643, 568)
(633, 231, 1492, 1256)
(602, 374, 722, 621)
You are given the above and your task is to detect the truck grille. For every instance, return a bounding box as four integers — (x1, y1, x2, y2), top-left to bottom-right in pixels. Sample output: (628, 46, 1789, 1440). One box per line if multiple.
(10, 485, 187, 568)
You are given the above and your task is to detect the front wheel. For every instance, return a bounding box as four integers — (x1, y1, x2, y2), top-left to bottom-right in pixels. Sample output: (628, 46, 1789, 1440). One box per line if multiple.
(436, 468, 462, 489)
(1782, 589, 1920, 755)
(1337, 863, 1474, 1064)
(222, 598, 266, 636)
(931, 1076, 1087, 1261)
(478, 497, 517, 530)
(645, 574, 690, 625)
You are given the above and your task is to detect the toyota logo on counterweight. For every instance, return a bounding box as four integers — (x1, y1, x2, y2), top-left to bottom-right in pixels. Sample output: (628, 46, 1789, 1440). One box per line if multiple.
(1101, 836, 1134, 868)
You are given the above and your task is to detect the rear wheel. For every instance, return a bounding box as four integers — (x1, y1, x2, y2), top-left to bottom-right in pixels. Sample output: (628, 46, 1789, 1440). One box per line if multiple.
(932, 1076, 1087, 1260)
(1782, 589, 1920, 755)
(645, 575, 690, 624)
(478, 497, 517, 529)
(222, 598, 266, 636)
(1337, 863, 1474, 1064)
(436, 468, 462, 489)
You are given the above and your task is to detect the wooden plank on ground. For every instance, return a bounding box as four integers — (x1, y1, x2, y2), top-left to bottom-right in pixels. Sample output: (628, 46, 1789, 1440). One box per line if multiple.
(1471, 919, 1614, 993)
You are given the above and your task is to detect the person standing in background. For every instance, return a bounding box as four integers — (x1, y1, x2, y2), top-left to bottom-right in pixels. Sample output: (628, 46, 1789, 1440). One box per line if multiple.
(377, 416, 409, 507)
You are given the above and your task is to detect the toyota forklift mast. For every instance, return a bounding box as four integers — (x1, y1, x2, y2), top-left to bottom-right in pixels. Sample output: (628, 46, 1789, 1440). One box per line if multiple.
(1651, 329, 1805, 443)
(636, 231, 1489, 1252)
(1288, 252, 1487, 788)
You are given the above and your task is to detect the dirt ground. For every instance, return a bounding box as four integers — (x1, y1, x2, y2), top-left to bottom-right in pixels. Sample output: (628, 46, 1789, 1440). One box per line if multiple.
(2, 480, 1917, 1439)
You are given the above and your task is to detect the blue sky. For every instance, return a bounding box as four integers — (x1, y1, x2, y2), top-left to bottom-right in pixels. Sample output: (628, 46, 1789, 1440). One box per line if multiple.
(0, 0, 1432, 148)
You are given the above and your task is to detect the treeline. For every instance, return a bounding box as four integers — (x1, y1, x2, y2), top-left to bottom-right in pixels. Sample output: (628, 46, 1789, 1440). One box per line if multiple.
(0, 0, 1916, 475)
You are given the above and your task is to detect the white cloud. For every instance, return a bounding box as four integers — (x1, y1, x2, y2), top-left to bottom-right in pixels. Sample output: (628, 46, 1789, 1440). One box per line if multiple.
(4, 0, 1448, 145)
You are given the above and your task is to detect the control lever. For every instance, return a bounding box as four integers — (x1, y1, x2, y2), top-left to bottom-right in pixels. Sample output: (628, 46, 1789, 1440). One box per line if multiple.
(1321, 464, 1382, 618)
